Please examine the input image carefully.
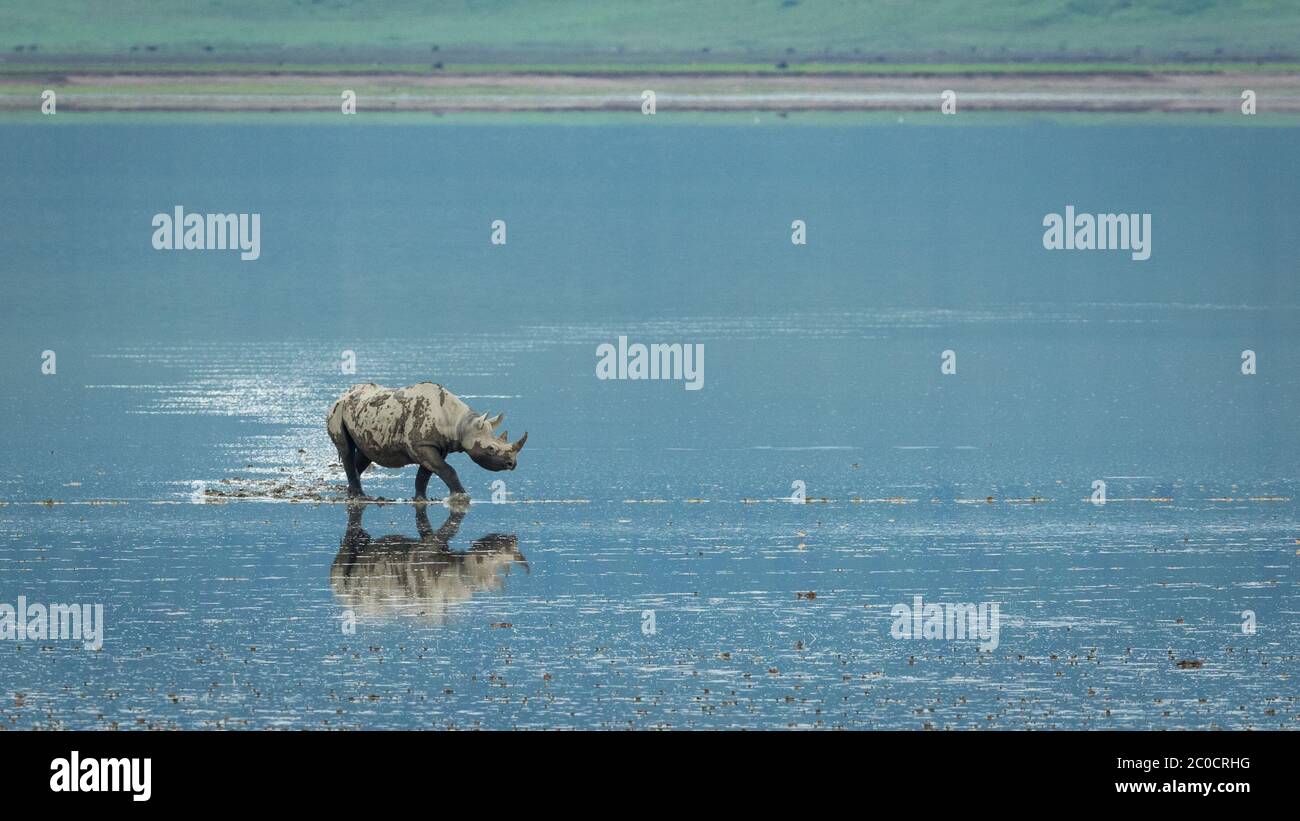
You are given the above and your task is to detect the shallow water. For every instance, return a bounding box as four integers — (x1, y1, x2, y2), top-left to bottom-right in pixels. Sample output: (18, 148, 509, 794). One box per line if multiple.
(0, 123, 1296, 728)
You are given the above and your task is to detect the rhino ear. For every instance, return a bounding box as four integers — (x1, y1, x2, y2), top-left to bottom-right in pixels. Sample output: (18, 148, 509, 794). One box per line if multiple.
(488, 413, 504, 429)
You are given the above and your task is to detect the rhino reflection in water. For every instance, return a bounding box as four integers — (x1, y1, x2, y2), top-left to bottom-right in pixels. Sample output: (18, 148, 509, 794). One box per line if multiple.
(330, 504, 527, 625)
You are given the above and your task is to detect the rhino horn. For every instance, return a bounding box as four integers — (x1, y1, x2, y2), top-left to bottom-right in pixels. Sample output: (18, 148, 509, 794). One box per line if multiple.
(511, 431, 529, 452)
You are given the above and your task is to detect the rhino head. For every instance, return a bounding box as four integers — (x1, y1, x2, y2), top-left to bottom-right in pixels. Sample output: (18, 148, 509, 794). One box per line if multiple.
(457, 411, 527, 472)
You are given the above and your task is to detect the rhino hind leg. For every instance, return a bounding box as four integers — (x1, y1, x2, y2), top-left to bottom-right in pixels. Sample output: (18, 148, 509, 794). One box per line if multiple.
(339, 424, 365, 498)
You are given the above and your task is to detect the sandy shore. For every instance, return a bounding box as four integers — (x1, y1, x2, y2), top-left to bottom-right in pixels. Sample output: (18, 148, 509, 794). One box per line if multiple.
(2, 69, 1298, 113)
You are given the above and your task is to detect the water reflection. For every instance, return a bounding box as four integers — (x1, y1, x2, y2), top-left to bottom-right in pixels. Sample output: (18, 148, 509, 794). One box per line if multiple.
(330, 503, 527, 625)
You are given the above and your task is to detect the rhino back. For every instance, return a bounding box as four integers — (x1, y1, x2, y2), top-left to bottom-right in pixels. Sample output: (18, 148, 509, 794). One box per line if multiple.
(394, 383, 470, 450)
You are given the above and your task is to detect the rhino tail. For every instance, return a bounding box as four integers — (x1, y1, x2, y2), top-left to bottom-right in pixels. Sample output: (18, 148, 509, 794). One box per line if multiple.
(326, 400, 349, 449)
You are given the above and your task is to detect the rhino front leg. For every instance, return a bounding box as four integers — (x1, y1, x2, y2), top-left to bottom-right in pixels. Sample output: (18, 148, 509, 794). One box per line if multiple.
(412, 447, 467, 504)
(414, 466, 433, 502)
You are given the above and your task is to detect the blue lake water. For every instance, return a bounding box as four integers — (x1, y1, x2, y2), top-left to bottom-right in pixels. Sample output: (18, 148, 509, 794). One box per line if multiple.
(0, 122, 1296, 728)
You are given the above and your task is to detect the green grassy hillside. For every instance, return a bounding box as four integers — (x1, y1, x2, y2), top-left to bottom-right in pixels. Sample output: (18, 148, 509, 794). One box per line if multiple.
(2, 0, 1298, 64)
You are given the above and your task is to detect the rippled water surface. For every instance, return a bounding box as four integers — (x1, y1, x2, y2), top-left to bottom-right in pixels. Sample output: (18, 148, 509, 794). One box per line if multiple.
(0, 124, 1297, 728)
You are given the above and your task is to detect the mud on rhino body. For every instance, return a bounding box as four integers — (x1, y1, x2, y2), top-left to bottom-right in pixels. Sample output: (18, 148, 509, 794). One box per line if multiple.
(327, 382, 527, 502)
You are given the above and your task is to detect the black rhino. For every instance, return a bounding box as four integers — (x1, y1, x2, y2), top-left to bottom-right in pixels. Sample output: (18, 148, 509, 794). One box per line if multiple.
(327, 382, 527, 502)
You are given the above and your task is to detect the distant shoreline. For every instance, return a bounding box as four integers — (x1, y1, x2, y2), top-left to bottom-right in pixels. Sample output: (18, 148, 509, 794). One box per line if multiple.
(2, 63, 1298, 114)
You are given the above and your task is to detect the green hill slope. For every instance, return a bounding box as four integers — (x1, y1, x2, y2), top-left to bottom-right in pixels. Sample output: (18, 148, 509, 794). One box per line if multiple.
(2, 0, 1298, 64)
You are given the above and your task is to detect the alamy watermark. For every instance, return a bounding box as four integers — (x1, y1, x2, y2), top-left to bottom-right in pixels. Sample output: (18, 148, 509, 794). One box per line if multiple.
(50, 751, 150, 801)
(152, 205, 261, 261)
(0, 596, 103, 650)
(890, 594, 1000, 651)
(596, 336, 704, 390)
(1042, 205, 1150, 261)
